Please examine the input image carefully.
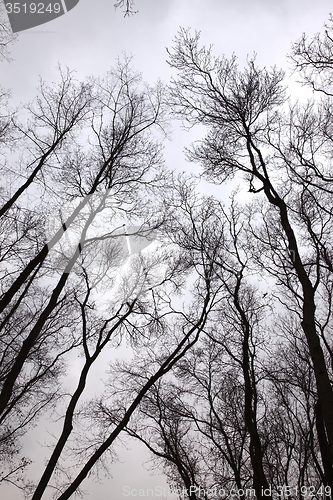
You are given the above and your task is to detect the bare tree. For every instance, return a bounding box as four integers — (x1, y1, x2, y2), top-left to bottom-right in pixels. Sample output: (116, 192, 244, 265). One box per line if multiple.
(166, 28, 333, 481)
(42, 246, 217, 500)
(123, 182, 333, 499)
(118, 187, 273, 498)
(0, 66, 94, 218)
(2, 16, 333, 500)
(0, 52, 225, 500)
(263, 320, 329, 496)
(290, 15, 333, 96)
(114, 0, 138, 16)
(0, 1, 17, 61)
(0, 57, 169, 493)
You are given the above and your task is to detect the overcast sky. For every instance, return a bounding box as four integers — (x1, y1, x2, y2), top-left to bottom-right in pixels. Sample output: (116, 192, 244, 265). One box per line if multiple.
(1, 1, 333, 499)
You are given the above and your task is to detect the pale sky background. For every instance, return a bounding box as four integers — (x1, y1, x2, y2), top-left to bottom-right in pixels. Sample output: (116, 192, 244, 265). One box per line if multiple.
(1, 1, 333, 499)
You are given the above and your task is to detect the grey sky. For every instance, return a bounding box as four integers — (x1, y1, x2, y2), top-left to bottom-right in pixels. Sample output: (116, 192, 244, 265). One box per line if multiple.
(1, 1, 333, 499)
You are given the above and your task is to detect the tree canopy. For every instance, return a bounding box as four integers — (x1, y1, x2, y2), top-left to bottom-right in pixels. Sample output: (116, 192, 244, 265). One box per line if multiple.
(1, 12, 333, 500)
